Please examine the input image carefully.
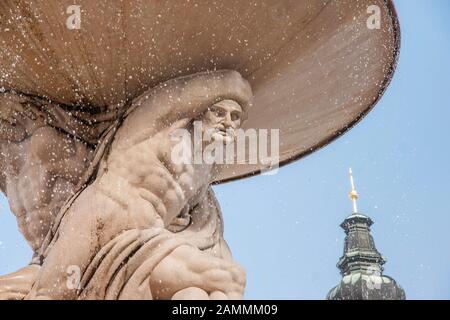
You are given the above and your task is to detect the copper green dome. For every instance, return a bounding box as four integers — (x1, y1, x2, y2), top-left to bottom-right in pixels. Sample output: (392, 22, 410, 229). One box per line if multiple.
(327, 272, 406, 300)
(327, 213, 405, 300)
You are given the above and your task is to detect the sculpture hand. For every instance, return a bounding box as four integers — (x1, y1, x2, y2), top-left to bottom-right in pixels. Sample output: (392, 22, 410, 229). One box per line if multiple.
(0, 264, 41, 300)
(150, 244, 245, 300)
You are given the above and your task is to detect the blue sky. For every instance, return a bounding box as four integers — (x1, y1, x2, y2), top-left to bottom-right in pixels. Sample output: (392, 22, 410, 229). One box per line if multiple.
(0, 0, 449, 299)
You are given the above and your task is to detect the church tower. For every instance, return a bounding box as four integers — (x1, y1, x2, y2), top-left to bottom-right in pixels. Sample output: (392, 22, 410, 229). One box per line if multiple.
(327, 169, 405, 300)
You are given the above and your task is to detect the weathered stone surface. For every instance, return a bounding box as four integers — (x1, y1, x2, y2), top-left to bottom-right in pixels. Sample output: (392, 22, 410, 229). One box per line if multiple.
(0, 0, 400, 182)
(0, 1, 400, 300)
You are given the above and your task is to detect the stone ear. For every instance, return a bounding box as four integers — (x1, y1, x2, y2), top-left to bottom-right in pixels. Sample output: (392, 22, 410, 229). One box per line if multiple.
(0, 93, 28, 142)
(0, 118, 27, 142)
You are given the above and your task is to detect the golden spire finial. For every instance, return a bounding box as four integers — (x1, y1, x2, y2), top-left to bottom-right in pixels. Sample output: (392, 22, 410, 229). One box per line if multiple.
(348, 168, 359, 214)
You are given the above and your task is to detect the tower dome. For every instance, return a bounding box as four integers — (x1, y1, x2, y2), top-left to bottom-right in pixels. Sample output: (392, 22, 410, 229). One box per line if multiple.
(327, 169, 405, 300)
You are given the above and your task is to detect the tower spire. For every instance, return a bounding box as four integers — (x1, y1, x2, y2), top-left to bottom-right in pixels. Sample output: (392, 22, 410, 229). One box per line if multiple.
(348, 168, 359, 214)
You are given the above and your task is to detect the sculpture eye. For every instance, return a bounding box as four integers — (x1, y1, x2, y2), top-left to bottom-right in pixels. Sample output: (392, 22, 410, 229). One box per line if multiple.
(212, 108, 226, 117)
(231, 112, 240, 121)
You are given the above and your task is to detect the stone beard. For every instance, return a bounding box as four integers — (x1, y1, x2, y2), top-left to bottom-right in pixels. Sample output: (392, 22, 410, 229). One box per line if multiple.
(0, 70, 253, 300)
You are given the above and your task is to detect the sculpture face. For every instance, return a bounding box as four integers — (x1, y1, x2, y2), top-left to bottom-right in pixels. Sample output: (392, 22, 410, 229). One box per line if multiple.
(201, 99, 243, 144)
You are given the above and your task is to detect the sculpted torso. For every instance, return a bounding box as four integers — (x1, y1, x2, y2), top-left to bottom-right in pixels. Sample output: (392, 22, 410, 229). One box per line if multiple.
(104, 122, 211, 229)
(0, 113, 92, 299)
(1, 127, 92, 251)
(0, 70, 252, 300)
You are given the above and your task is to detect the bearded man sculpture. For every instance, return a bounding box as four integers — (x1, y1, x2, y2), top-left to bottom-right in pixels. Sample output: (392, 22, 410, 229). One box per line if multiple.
(0, 70, 252, 300)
